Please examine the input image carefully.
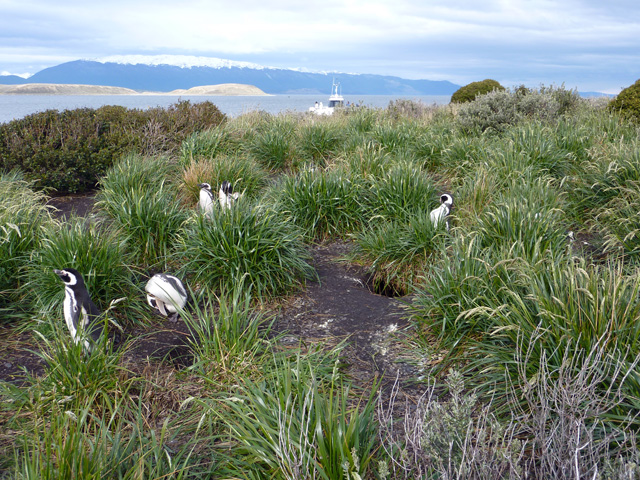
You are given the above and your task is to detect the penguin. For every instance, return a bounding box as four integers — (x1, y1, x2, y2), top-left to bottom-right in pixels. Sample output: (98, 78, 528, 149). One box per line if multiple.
(197, 182, 215, 217)
(430, 194, 453, 230)
(145, 273, 189, 318)
(54, 268, 103, 351)
(218, 181, 241, 210)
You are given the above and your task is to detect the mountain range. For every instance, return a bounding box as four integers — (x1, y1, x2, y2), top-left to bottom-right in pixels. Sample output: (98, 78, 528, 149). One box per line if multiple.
(0, 55, 460, 95)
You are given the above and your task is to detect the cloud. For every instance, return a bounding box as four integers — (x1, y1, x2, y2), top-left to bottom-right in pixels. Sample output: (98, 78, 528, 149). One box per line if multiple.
(0, 0, 638, 92)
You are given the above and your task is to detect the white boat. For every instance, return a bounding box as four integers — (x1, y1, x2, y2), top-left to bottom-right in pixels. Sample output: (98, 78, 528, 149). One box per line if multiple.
(309, 80, 344, 115)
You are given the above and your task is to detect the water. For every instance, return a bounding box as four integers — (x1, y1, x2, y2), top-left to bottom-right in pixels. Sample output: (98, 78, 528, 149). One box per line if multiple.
(0, 94, 451, 124)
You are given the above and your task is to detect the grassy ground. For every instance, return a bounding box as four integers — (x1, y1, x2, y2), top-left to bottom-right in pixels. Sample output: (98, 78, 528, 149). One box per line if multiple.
(2, 89, 640, 479)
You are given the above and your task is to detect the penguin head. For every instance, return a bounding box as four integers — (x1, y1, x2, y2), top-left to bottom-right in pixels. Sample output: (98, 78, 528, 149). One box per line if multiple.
(220, 181, 233, 195)
(440, 194, 453, 207)
(54, 268, 85, 288)
(198, 182, 212, 192)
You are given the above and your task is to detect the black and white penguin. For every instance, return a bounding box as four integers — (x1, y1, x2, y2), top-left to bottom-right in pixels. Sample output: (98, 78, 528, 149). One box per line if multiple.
(54, 268, 103, 351)
(430, 194, 453, 230)
(197, 182, 215, 217)
(145, 273, 189, 317)
(218, 181, 241, 210)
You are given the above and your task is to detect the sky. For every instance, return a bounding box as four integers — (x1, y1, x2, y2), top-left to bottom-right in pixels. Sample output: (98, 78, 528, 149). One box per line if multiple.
(1, 0, 639, 94)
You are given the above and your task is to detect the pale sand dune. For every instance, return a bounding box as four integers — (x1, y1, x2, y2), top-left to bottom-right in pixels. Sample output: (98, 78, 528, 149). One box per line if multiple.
(0, 83, 268, 96)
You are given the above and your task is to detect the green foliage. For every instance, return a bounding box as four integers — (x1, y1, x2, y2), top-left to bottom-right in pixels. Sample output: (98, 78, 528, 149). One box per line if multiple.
(179, 124, 239, 166)
(182, 154, 269, 204)
(182, 288, 273, 381)
(216, 354, 378, 480)
(456, 85, 583, 133)
(0, 172, 54, 314)
(0, 101, 226, 193)
(23, 218, 135, 322)
(353, 211, 445, 294)
(361, 161, 438, 223)
(96, 154, 189, 268)
(609, 78, 640, 122)
(450, 79, 505, 104)
(178, 201, 316, 297)
(296, 120, 344, 167)
(275, 168, 364, 240)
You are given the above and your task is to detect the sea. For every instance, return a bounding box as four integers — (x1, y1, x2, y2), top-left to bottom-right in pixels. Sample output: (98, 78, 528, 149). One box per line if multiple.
(0, 94, 451, 124)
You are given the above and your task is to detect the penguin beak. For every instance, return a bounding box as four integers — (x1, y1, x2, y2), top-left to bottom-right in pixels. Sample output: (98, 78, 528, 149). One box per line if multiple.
(53, 269, 63, 277)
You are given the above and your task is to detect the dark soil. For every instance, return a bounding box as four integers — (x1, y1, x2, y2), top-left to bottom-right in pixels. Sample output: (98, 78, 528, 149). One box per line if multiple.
(1, 194, 423, 397)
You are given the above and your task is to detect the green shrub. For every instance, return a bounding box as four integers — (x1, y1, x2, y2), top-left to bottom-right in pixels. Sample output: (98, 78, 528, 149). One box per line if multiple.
(456, 86, 583, 134)
(178, 201, 315, 298)
(0, 101, 226, 193)
(609, 78, 640, 122)
(450, 79, 505, 104)
(296, 120, 344, 167)
(361, 161, 438, 223)
(179, 124, 239, 166)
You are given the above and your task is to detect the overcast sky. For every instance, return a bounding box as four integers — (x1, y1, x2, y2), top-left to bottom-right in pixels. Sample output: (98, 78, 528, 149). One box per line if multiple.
(1, 0, 638, 93)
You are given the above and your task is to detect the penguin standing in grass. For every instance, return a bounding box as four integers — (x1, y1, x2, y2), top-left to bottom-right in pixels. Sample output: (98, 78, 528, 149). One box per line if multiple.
(218, 181, 241, 210)
(430, 194, 453, 231)
(145, 273, 189, 319)
(54, 268, 103, 352)
(197, 182, 215, 217)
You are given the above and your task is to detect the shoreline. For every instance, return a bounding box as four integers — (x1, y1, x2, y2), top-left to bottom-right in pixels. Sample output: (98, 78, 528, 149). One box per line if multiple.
(0, 83, 270, 96)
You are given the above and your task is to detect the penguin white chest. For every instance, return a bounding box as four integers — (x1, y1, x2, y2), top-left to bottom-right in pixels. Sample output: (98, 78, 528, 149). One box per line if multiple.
(199, 189, 214, 216)
(63, 286, 79, 341)
(430, 204, 450, 229)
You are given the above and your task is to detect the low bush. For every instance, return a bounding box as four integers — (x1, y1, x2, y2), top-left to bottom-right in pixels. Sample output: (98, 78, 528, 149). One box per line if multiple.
(456, 85, 583, 133)
(451, 79, 505, 104)
(0, 101, 226, 193)
(181, 154, 269, 205)
(609, 78, 640, 122)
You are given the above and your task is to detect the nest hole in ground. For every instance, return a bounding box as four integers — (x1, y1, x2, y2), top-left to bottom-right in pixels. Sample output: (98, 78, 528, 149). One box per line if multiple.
(365, 272, 407, 298)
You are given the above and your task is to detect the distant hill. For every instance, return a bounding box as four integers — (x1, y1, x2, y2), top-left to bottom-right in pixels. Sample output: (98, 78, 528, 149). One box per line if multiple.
(0, 75, 28, 85)
(16, 56, 460, 95)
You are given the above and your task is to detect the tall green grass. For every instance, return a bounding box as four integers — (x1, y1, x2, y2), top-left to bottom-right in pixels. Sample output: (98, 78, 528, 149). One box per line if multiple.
(96, 154, 188, 268)
(179, 201, 316, 297)
(23, 218, 137, 325)
(0, 171, 54, 317)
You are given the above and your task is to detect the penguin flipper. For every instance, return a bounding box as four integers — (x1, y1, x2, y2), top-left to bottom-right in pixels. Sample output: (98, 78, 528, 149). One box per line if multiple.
(157, 300, 169, 316)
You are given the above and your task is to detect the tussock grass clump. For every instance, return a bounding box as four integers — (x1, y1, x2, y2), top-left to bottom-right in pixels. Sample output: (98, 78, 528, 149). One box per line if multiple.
(247, 116, 298, 171)
(182, 288, 273, 382)
(361, 162, 438, 223)
(179, 124, 239, 165)
(23, 218, 135, 324)
(296, 119, 344, 167)
(216, 353, 378, 480)
(275, 167, 364, 240)
(181, 154, 269, 204)
(97, 154, 188, 268)
(353, 211, 445, 295)
(0, 171, 54, 315)
(179, 201, 315, 297)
